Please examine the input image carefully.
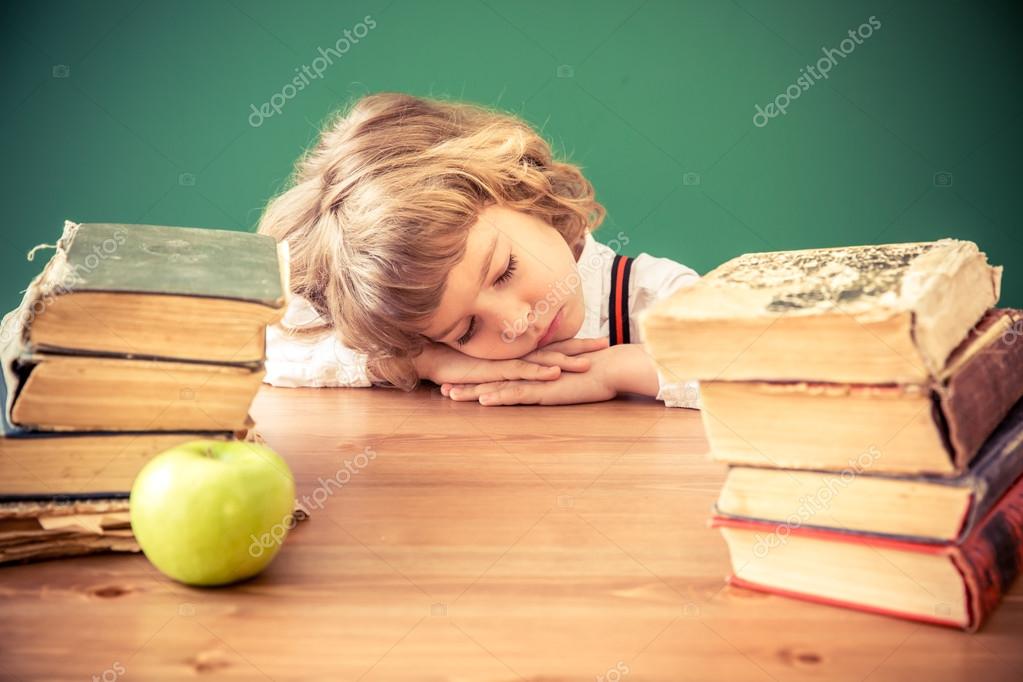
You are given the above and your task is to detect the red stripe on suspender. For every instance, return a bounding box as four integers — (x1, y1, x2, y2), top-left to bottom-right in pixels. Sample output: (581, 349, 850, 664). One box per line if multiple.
(614, 256, 627, 344)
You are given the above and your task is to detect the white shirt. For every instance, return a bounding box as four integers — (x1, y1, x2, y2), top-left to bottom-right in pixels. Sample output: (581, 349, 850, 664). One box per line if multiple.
(264, 233, 702, 408)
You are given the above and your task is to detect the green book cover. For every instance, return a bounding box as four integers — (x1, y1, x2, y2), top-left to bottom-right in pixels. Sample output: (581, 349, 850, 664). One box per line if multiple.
(41, 221, 287, 306)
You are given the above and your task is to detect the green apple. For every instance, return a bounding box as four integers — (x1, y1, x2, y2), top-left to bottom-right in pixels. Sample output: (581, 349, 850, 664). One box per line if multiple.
(130, 439, 296, 586)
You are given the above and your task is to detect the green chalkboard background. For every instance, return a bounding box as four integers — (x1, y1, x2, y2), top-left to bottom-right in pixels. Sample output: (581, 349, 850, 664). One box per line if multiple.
(3, 0, 1021, 313)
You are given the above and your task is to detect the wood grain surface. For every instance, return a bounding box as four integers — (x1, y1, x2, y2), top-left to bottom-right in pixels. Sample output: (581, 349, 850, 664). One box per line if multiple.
(1, 385, 1020, 681)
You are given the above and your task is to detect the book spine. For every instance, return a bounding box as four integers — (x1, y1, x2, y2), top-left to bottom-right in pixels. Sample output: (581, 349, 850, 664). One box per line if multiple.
(942, 310, 1023, 469)
(0, 492, 130, 503)
(958, 398, 1023, 539)
(952, 471, 1023, 632)
(0, 221, 79, 433)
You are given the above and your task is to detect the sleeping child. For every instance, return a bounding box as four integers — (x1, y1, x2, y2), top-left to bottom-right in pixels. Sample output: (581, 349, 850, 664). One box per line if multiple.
(257, 92, 700, 408)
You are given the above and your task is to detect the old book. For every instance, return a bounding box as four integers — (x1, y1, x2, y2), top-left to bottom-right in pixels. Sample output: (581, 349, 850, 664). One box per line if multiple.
(10, 221, 288, 363)
(715, 397, 1023, 541)
(0, 536, 139, 565)
(0, 427, 246, 498)
(713, 468, 1023, 632)
(0, 340, 262, 432)
(699, 309, 1023, 474)
(0, 496, 308, 565)
(0, 497, 138, 565)
(640, 239, 1002, 384)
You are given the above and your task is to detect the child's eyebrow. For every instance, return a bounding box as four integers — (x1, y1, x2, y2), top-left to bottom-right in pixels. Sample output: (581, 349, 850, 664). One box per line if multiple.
(431, 234, 500, 342)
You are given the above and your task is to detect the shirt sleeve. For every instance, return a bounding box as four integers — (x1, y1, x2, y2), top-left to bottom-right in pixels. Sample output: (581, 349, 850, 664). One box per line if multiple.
(263, 296, 373, 389)
(631, 252, 702, 410)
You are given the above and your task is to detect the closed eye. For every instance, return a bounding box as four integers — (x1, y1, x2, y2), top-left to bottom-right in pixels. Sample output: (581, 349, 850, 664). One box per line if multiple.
(455, 254, 517, 346)
(495, 253, 517, 285)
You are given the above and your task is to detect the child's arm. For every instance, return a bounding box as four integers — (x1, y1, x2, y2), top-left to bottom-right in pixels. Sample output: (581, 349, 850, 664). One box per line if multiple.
(410, 337, 609, 386)
(441, 343, 652, 406)
(265, 294, 609, 389)
(608, 346, 701, 409)
(631, 250, 702, 409)
(441, 344, 702, 407)
(607, 344, 660, 396)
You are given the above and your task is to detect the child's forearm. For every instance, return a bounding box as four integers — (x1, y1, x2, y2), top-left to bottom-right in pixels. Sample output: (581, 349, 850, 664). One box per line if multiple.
(607, 343, 661, 397)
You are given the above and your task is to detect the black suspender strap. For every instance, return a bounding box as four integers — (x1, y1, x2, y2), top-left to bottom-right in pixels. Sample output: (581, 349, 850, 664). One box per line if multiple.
(608, 254, 634, 346)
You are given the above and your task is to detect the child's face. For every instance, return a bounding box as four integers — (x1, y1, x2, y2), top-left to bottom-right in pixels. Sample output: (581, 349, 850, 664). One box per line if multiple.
(421, 204, 586, 360)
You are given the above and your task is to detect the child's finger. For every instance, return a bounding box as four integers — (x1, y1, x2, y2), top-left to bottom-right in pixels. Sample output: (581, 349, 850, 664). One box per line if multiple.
(449, 382, 507, 401)
(498, 361, 560, 382)
(478, 383, 542, 406)
(541, 337, 608, 356)
(447, 384, 473, 400)
(444, 383, 472, 400)
(445, 362, 553, 386)
(527, 350, 591, 372)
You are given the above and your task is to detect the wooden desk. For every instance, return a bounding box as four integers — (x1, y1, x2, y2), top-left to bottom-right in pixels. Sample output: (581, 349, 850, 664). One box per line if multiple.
(2, 386, 1021, 681)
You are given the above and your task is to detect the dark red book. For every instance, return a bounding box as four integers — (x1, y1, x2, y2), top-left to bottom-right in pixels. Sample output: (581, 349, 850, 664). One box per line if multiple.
(712, 467, 1023, 632)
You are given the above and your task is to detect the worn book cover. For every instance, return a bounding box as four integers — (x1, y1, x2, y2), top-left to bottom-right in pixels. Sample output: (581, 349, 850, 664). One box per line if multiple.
(28, 220, 287, 304)
(641, 239, 1002, 383)
(4, 220, 289, 363)
(698, 309, 1023, 474)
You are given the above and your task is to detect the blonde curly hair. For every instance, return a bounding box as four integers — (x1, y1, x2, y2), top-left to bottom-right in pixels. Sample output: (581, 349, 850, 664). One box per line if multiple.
(257, 92, 606, 391)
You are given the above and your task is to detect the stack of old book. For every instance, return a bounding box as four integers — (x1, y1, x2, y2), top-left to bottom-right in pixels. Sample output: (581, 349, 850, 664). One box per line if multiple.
(0, 221, 287, 564)
(641, 238, 1023, 632)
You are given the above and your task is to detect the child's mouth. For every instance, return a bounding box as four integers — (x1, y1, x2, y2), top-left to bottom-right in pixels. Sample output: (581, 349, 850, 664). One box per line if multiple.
(536, 306, 565, 349)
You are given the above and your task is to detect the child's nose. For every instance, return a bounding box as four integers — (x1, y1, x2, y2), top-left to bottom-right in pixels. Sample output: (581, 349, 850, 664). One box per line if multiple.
(491, 297, 533, 341)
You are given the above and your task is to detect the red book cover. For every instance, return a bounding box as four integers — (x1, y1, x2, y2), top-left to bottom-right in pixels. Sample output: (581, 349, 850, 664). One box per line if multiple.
(712, 471, 1023, 632)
